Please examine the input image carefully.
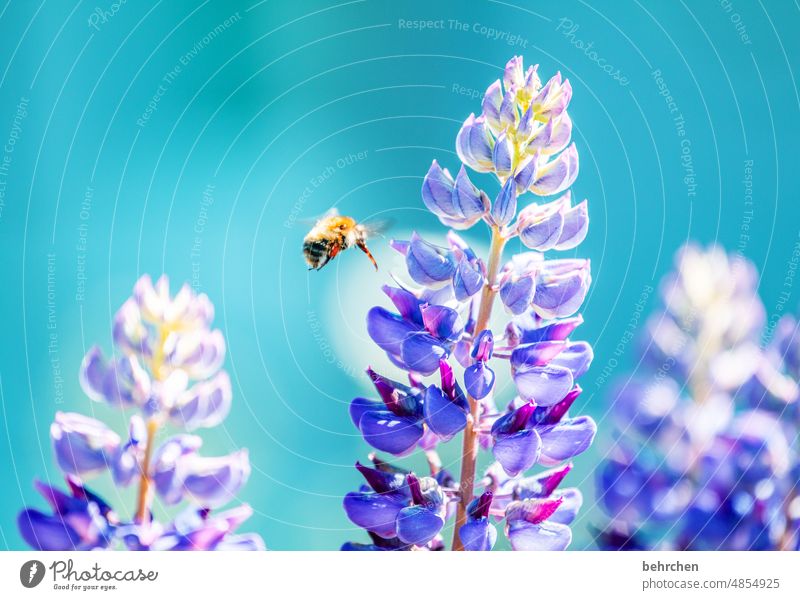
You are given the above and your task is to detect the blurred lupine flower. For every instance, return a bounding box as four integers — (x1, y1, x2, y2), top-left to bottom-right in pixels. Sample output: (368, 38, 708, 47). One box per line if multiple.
(346, 56, 595, 551)
(596, 245, 800, 550)
(18, 477, 117, 551)
(20, 275, 263, 551)
(121, 504, 265, 551)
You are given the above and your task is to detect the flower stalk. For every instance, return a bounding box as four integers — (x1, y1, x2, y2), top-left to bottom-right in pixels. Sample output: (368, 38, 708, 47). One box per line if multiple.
(453, 226, 506, 550)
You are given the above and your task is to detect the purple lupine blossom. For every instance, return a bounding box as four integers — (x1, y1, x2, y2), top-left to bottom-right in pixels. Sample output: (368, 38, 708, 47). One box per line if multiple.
(597, 245, 800, 550)
(344, 56, 596, 551)
(19, 275, 264, 551)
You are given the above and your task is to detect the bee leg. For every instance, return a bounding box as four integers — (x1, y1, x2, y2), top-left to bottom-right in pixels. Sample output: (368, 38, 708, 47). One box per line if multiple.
(357, 240, 379, 270)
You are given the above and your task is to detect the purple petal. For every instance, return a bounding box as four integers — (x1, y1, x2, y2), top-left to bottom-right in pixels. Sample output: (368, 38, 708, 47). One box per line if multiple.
(18, 509, 81, 550)
(215, 533, 266, 551)
(453, 166, 488, 219)
(453, 258, 485, 301)
(51, 412, 121, 478)
(532, 385, 581, 425)
(464, 362, 495, 400)
(400, 334, 448, 375)
(472, 330, 494, 361)
(534, 260, 590, 319)
(181, 450, 251, 508)
(406, 233, 456, 285)
(512, 315, 584, 345)
(343, 492, 404, 539)
(513, 364, 574, 406)
(516, 463, 573, 498)
(423, 385, 467, 440)
(510, 341, 567, 369)
(482, 80, 504, 132)
(528, 112, 572, 154)
(538, 416, 597, 465)
(366, 307, 416, 358)
(498, 90, 517, 130)
(395, 505, 445, 546)
(508, 520, 572, 550)
(150, 435, 201, 504)
(529, 144, 579, 197)
(359, 410, 424, 455)
(459, 519, 497, 551)
(350, 397, 383, 428)
(506, 497, 563, 524)
(493, 429, 542, 477)
(550, 341, 593, 378)
(549, 488, 583, 525)
(382, 285, 423, 323)
(503, 55, 525, 90)
(517, 202, 565, 251)
(456, 114, 495, 173)
(421, 160, 456, 217)
(491, 176, 517, 226)
(355, 462, 408, 495)
(170, 371, 232, 431)
(421, 304, 462, 340)
(500, 274, 535, 315)
(555, 200, 588, 250)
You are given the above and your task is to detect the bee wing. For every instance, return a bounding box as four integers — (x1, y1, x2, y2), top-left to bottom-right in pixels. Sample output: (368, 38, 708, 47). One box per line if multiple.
(297, 206, 340, 226)
(360, 217, 394, 238)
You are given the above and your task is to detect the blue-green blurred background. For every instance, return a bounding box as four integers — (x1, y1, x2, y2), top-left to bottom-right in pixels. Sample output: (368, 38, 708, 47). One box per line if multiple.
(1, 0, 798, 550)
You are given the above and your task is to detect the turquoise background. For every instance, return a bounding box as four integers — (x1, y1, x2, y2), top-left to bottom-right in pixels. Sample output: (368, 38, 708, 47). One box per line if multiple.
(0, 0, 798, 550)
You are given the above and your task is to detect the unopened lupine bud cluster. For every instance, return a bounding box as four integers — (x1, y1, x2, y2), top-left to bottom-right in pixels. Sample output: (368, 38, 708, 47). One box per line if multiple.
(18, 276, 264, 551)
(597, 245, 800, 551)
(344, 56, 597, 551)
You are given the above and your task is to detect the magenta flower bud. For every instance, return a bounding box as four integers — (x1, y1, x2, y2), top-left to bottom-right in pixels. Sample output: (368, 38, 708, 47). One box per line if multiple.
(51, 412, 121, 478)
(491, 401, 542, 477)
(456, 113, 495, 173)
(459, 490, 497, 551)
(505, 497, 572, 550)
(472, 330, 494, 362)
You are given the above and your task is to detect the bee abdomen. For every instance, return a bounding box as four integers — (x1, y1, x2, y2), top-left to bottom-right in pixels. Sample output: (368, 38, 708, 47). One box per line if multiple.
(303, 238, 332, 269)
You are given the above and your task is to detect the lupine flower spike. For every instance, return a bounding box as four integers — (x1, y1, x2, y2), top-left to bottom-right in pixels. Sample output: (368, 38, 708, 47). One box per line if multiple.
(19, 276, 264, 551)
(344, 56, 596, 551)
(597, 246, 800, 551)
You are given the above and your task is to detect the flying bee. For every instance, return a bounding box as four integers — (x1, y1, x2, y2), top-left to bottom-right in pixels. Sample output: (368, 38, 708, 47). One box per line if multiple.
(302, 209, 388, 271)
